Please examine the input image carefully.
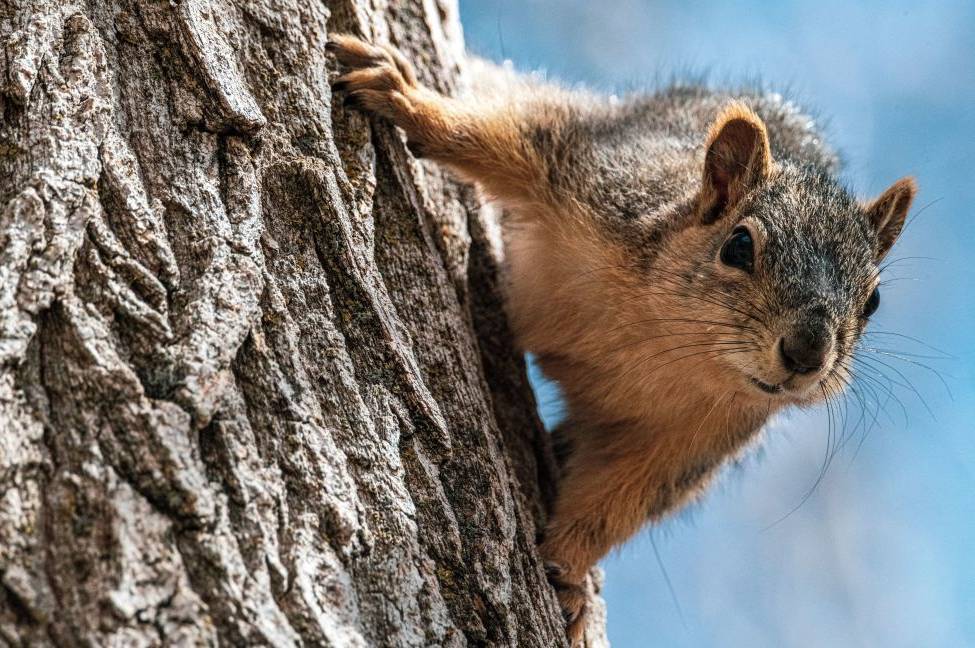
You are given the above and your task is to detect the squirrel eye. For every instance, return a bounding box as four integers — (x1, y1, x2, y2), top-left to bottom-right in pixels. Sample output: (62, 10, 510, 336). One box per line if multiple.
(720, 226, 754, 273)
(863, 287, 880, 318)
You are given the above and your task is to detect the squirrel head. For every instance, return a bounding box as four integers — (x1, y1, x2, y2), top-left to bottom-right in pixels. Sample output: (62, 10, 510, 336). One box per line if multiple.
(645, 102, 916, 406)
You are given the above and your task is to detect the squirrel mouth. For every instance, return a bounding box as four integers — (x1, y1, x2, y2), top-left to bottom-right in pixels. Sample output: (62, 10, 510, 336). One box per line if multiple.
(749, 377, 784, 395)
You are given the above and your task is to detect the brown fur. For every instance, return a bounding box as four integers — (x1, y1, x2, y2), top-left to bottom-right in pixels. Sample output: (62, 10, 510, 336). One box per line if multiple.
(328, 35, 917, 645)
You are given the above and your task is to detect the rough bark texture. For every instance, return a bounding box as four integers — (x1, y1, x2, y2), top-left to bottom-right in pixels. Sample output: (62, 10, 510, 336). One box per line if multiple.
(0, 0, 608, 645)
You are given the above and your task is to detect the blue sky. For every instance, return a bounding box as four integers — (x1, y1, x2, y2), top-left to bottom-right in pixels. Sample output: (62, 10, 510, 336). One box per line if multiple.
(458, 2, 975, 646)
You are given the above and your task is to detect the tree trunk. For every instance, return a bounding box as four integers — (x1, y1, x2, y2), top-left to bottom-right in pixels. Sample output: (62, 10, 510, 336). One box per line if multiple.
(0, 0, 607, 645)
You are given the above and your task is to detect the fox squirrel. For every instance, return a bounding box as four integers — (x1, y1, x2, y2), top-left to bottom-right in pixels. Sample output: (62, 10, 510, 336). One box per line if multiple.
(328, 34, 916, 645)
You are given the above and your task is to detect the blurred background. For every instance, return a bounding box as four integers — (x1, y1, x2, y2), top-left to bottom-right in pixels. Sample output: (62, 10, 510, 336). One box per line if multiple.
(459, 1, 975, 646)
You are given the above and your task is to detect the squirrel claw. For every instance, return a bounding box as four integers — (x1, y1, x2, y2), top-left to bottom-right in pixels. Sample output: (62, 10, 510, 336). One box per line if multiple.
(328, 34, 422, 131)
(544, 561, 589, 645)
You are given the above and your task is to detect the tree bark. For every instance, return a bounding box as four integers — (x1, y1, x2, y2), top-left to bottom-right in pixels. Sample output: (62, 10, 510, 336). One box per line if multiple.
(0, 0, 607, 645)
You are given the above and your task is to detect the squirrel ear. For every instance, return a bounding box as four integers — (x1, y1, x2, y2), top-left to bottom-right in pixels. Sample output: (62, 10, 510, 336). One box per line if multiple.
(864, 177, 916, 260)
(699, 102, 773, 223)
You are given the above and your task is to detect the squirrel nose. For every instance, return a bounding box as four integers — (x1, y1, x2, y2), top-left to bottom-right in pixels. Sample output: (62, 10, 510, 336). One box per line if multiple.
(779, 328, 833, 375)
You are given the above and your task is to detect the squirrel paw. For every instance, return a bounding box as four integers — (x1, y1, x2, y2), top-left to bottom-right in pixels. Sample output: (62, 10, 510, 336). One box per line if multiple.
(328, 34, 421, 132)
(545, 562, 590, 646)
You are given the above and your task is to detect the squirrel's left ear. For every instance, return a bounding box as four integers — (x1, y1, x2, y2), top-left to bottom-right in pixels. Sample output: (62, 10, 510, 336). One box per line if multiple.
(864, 177, 917, 260)
(699, 102, 773, 223)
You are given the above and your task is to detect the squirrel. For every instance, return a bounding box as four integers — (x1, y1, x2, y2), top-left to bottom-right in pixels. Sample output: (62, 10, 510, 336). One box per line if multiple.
(327, 34, 917, 645)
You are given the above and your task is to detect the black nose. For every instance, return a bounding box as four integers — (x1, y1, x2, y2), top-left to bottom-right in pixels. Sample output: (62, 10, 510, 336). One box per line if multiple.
(779, 328, 833, 375)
